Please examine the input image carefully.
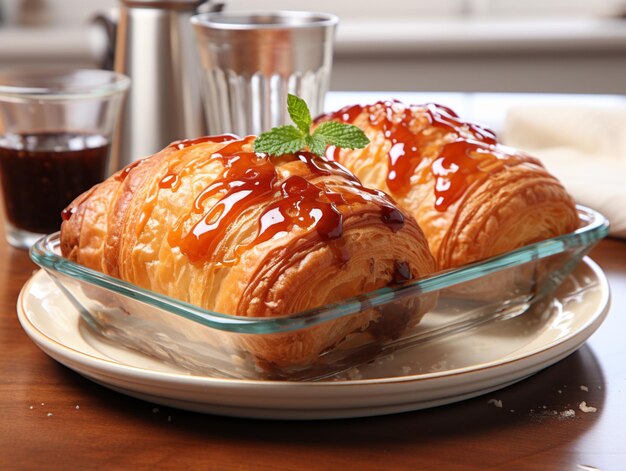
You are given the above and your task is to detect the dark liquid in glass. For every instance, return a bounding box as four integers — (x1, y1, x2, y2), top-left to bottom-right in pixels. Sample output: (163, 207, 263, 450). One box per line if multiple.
(0, 132, 109, 234)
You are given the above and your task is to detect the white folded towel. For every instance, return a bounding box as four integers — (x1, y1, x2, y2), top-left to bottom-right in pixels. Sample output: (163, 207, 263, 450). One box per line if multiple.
(504, 104, 626, 238)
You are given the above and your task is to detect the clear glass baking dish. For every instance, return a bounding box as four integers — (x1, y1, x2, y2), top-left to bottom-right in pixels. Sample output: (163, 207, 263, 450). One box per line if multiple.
(30, 205, 608, 381)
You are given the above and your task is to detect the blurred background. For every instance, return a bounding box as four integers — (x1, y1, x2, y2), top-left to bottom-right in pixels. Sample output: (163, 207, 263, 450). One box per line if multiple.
(1, 0, 626, 93)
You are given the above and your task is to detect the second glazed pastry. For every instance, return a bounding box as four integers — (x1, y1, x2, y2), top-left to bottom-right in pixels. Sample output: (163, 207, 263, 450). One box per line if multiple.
(316, 101, 580, 270)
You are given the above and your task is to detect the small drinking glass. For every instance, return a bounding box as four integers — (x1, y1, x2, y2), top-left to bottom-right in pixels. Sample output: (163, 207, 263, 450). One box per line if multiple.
(192, 11, 338, 136)
(0, 67, 129, 248)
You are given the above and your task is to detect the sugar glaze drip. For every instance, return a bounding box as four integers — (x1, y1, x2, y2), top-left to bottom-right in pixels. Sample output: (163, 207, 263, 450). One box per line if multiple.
(163, 137, 404, 265)
(319, 101, 538, 211)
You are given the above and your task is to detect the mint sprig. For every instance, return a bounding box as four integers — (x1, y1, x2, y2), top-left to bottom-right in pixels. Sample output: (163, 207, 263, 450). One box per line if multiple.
(254, 94, 369, 157)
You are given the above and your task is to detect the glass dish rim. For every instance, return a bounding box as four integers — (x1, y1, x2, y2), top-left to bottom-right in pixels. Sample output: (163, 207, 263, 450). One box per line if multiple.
(0, 67, 130, 102)
(30, 204, 609, 335)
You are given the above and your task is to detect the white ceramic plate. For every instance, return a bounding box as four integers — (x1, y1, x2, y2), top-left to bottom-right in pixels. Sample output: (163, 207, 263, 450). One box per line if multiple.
(17, 257, 610, 420)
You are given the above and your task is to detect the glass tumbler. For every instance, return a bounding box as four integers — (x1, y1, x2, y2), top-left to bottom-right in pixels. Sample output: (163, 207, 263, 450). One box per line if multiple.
(0, 68, 129, 248)
(191, 11, 338, 136)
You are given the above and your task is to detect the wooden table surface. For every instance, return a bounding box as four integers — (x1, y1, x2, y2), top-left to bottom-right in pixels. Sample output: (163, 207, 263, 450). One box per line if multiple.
(1, 93, 626, 470)
(1, 234, 624, 470)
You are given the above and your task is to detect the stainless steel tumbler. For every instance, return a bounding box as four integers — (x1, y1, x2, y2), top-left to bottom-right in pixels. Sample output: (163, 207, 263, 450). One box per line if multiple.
(112, 0, 221, 168)
(191, 11, 339, 136)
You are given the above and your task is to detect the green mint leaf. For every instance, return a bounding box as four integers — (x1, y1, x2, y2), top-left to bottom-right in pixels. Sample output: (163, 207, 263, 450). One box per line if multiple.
(254, 125, 306, 156)
(306, 134, 327, 157)
(253, 94, 369, 157)
(287, 93, 312, 135)
(313, 121, 370, 149)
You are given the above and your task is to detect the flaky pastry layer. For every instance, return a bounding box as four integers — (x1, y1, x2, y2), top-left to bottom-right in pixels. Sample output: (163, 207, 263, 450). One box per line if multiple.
(60, 135, 437, 369)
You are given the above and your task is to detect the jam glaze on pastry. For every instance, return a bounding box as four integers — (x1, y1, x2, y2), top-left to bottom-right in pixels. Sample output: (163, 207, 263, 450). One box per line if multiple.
(316, 101, 579, 270)
(60, 134, 436, 369)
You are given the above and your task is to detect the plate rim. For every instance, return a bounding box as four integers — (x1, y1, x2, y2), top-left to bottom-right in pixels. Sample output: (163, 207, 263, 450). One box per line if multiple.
(16, 257, 610, 390)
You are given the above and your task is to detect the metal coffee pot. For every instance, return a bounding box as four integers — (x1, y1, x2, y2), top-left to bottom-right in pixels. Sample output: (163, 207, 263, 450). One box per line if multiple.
(94, 0, 224, 169)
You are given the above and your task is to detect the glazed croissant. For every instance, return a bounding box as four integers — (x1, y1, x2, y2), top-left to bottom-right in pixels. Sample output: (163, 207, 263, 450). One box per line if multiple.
(316, 101, 579, 270)
(60, 134, 436, 371)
